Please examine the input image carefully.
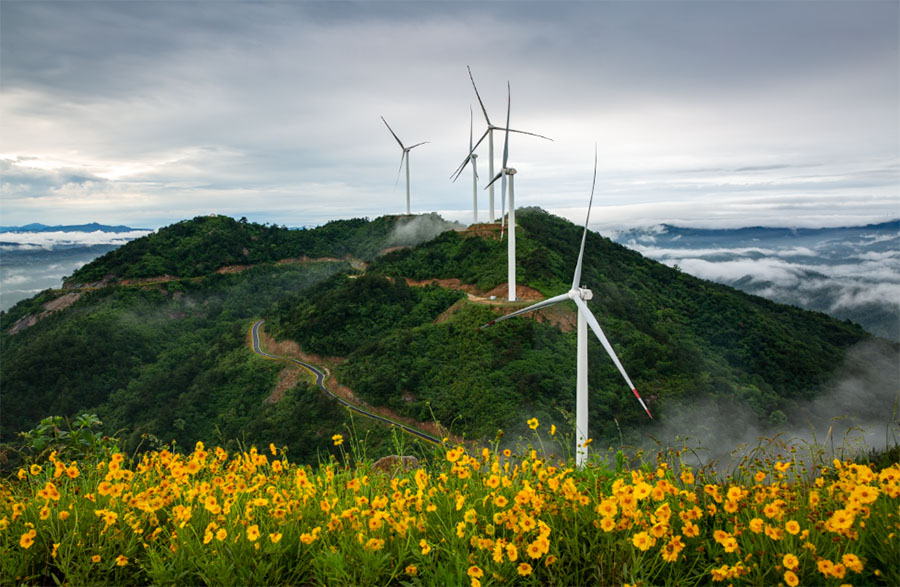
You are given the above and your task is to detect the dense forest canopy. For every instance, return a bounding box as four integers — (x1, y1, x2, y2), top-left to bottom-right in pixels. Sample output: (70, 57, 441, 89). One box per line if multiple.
(1, 211, 892, 464)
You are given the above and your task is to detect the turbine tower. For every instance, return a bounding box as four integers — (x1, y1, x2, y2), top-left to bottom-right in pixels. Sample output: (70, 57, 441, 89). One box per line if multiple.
(481, 148, 653, 467)
(484, 83, 518, 301)
(452, 66, 551, 222)
(382, 116, 428, 215)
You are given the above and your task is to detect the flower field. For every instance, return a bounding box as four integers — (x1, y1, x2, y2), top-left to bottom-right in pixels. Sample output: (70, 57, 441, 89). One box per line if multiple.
(2, 426, 898, 586)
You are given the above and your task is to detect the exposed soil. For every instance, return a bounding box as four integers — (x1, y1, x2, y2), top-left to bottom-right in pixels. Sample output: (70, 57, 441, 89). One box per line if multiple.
(264, 365, 302, 404)
(8, 292, 83, 335)
(484, 283, 544, 301)
(411, 279, 570, 331)
(118, 275, 178, 286)
(217, 264, 253, 274)
(434, 299, 468, 324)
(463, 223, 502, 240)
(7, 315, 37, 336)
(42, 292, 82, 313)
(255, 327, 345, 368)
(405, 277, 482, 295)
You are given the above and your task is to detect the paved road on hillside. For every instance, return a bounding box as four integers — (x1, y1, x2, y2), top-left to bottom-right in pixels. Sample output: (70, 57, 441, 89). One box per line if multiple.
(250, 319, 442, 445)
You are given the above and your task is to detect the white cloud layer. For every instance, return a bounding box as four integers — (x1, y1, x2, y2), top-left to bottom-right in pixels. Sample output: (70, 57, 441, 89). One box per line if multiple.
(0, 230, 152, 249)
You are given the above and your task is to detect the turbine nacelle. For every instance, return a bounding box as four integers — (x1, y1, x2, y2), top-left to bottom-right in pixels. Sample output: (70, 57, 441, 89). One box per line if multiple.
(568, 287, 593, 302)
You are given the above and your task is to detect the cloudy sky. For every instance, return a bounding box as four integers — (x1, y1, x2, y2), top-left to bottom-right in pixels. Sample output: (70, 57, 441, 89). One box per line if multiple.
(2, 1, 898, 230)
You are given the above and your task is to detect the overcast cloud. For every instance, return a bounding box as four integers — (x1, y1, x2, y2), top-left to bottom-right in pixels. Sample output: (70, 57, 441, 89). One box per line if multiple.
(1, 1, 897, 229)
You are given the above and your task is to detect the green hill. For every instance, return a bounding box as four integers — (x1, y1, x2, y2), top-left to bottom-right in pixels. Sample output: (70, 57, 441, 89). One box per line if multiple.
(1, 210, 892, 463)
(269, 208, 878, 440)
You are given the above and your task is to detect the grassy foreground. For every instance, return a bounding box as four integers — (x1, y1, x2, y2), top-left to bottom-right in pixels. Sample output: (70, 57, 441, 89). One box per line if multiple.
(2, 422, 898, 586)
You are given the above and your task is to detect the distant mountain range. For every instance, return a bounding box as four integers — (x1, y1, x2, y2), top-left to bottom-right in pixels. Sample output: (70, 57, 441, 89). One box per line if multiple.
(0, 222, 149, 233)
(613, 220, 898, 249)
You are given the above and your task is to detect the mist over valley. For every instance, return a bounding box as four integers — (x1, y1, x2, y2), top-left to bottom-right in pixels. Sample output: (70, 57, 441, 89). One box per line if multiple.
(614, 221, 900, 342)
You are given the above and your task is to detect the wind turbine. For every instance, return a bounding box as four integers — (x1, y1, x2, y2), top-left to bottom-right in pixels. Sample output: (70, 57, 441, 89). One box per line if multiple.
(452, 66, 551, 222)
(381, 116, 428, 215)
(463, 107, 479, 223)
(484, 83, 519, 301)
(481, 148, 653, 467)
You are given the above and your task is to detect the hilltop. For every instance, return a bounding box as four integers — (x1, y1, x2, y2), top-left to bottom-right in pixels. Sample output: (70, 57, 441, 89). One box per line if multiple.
(1, 210, 894, 463)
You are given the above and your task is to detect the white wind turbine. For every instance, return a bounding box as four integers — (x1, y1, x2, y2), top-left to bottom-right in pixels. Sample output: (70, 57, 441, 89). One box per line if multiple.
(483, 83, 520, 301)
(462, 107, 479, 223)
(382, 116, 428, 215)
(481, 148, 653, 467)
(452, 66, 551, 222)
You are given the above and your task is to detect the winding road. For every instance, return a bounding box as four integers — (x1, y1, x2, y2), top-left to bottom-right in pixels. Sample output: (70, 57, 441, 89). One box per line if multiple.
(250, 320, 442, 446)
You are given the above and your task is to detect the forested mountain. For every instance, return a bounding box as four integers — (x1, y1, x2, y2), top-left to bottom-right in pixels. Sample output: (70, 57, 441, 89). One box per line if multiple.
(1, 210, 893, 464)
(66, 213, 459, 283)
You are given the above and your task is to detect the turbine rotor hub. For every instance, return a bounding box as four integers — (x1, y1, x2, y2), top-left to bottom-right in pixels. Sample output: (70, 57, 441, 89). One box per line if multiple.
(570, 287, 593, 301)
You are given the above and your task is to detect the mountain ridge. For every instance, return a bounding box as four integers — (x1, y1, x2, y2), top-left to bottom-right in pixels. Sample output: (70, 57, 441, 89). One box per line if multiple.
(0, 222, 150, 233)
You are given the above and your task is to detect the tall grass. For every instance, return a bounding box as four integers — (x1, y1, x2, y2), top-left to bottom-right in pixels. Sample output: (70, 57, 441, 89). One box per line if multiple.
(2, 419, 898, 586)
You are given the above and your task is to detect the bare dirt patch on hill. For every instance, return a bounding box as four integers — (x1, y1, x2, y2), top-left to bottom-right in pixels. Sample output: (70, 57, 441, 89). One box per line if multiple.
(8, 292, 83, 335)
(485, 283, 544, 301)
(405, 277, 481, 295)
(217, 264, 253, 274)
(464, 223, 502, 240)
(119, 275, 178, 286)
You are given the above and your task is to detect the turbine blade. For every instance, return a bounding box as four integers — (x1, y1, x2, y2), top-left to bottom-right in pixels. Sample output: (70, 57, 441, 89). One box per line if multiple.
(381, 116, 405, 149)
(506, 127, 554, 142)
(452, 130, 490, 181)
(453, 157, 472, 182)
(501, 82, 511, 170)
(408, 141, 429, 150)
(484, 171, 503, 190)
(468, 65, 492, 125)
(394, 152, 405, 189)
(469, 105, 474, 151)
(573, 296, 653, 419)
(479, 293, 570, 329)
(572, 145, 598, 290)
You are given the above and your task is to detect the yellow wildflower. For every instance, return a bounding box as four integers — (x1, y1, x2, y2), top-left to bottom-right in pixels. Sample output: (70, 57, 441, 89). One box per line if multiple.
(19, 529, 36, 549)
(246, 524, 260, 541)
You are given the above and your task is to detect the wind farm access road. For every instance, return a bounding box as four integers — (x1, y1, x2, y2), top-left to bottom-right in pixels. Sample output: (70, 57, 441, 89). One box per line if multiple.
(249, 319, 442, 446)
